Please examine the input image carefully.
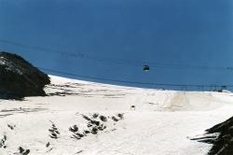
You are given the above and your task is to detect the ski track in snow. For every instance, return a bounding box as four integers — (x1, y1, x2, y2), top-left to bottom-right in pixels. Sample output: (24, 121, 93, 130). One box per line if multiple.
(0, 75, 233, 154)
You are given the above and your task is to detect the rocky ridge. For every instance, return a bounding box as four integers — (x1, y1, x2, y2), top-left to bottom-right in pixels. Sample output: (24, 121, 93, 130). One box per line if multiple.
(0, 51, 50, 99)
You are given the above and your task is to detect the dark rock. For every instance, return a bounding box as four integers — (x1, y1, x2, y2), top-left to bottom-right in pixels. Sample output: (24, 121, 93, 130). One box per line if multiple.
(75, 132, 84, 137)
(192, 116, 233, 155)
(112, 116, 119, 122)
(91, 127, 98, 134)
(49, 123, 60, 139)
(84, 130, 90, 134)
(54, 130, 60, 135)
(24, 149, 30, 155)
(19, 147, 24, 153)
(117, 113, 124, 120)
(99, 115, 107, 122)
(46, 142, 50, 148)
(0, 51, 50, 99)
(90, 120, 100, 126)
(7, 124, 15, 130)
(69, 125, 79, 133)
(92, 113, 99, 118)
(18, 147, 30, 155)
(98, 124, 106, 131)
(0, 135, 7, 148)
(82, 115, 91, 121)
(206, 116, 233, 134)
(72, 134, 81, 140)
(87, 123, 93, 128)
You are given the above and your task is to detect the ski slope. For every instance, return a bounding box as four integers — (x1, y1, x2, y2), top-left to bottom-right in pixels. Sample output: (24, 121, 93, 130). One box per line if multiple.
(0, 75, 233, 155)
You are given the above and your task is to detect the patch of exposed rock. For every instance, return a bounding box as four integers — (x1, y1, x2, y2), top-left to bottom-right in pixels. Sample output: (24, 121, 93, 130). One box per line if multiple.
(0, 51, 50, 99)
(191, 116, 233, 155)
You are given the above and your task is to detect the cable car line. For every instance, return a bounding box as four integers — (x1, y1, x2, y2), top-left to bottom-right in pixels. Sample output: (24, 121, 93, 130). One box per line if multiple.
(0, 38, 232, 71)
(39, 67, 233, 89)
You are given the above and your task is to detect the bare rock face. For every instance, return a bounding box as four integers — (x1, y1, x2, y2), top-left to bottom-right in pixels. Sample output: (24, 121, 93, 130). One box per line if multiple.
(191, 116, 233, 155)
(0, 51, 50, 99)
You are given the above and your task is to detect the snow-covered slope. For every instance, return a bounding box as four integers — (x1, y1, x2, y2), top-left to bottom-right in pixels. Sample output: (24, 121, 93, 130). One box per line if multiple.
(0, 75, 233, 155)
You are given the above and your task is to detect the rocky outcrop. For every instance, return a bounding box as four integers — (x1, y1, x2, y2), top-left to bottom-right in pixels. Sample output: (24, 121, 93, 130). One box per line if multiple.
(0, 51, 50, 99)
(191, 116, 233, 155)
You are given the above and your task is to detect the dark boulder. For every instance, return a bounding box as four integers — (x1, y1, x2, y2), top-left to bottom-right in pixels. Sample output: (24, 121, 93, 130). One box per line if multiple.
(0, 51, 50, 99)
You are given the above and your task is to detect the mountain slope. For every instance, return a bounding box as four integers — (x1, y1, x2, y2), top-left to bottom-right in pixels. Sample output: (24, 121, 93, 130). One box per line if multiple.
(0, 75, 233, 155)
(0, 51, 50, 99)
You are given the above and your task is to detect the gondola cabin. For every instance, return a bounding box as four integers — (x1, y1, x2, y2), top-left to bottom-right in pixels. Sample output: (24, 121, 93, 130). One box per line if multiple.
(143, 65, 150, 72)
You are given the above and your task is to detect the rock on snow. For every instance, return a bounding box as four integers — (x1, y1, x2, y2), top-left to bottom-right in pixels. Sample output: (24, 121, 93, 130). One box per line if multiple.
(0, 51, 50, 99)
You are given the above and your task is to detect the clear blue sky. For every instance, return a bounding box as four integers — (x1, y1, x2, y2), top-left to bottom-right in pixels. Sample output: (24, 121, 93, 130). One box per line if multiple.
(0, 0, 233, 90)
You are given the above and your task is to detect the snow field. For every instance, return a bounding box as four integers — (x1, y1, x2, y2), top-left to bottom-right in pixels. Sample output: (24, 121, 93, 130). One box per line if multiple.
(0, 75, 233, 154)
